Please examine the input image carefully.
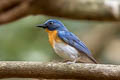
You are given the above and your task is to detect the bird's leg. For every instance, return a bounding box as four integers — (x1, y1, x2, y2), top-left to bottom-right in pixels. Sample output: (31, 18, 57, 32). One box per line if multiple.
(66, 59, 77, 64)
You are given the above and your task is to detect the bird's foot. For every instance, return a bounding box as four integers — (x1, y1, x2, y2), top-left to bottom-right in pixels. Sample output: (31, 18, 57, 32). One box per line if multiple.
(66, 59, 77, 64)
(66, 61, 75, 64)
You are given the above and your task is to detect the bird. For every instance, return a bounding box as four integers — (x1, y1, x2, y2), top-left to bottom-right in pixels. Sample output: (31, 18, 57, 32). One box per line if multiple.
(36, 19, 98, 64)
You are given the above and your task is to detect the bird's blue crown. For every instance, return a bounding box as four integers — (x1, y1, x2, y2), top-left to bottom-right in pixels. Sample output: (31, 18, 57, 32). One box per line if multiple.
(44, 19, 68, 31)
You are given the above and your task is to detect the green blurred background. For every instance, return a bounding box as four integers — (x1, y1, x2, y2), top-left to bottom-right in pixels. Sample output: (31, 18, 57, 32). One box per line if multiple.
(1, 15, 120, 80)
(0, 15, 120, 64)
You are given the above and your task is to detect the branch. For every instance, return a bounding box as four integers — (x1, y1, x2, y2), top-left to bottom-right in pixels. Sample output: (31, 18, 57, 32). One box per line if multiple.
(0, 61, 120, 80)
(31, 0, 120, 21)
(1, 0, 120, 24)
(0, 0, 30, 24)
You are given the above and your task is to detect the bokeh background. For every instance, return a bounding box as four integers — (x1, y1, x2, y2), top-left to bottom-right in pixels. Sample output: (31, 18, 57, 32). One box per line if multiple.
(1, 15, 120, 65)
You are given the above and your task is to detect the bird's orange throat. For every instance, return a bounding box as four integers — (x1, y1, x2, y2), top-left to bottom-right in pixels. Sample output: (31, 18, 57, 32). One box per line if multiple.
(45, 29, 62, 47)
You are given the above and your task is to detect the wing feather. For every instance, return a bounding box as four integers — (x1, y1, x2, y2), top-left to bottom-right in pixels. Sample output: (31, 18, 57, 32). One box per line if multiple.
(58, 31, 97, 63)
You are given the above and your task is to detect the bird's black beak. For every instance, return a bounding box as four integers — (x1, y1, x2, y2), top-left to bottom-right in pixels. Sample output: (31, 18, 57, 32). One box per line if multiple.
(36, 24, 47, 29)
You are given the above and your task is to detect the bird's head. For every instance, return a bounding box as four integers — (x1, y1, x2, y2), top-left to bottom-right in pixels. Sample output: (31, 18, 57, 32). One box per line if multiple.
(36, 19, 68, 31)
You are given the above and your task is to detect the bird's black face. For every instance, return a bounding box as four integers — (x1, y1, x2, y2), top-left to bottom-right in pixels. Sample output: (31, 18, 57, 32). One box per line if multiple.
(37, 20, 60, 31)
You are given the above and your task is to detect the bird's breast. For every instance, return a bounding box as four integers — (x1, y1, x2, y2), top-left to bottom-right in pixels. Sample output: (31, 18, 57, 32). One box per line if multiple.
(46, 29, 63, 47)
(46, 29, 79, 60)
(53, 41, 79, 60)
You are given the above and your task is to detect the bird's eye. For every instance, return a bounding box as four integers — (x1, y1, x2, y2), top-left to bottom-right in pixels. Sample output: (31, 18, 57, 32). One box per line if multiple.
(49, 22, 54, 25)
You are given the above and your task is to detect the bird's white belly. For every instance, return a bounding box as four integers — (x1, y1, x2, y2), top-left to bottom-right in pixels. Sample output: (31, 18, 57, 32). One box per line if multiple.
(53, 41, 79, 60)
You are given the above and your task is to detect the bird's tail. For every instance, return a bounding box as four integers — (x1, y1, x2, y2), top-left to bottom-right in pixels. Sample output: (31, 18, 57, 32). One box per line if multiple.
(77, 54, 98, 64)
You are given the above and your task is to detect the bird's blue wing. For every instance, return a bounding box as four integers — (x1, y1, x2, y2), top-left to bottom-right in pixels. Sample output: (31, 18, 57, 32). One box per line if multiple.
(58, 31, 91, 55)
(58, 31, 97, 63)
